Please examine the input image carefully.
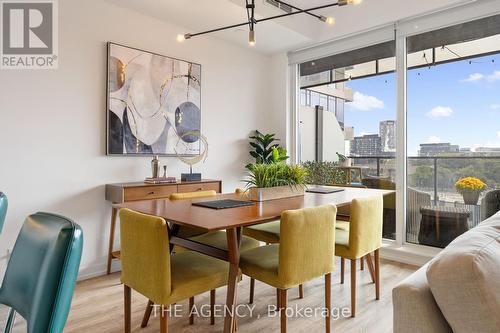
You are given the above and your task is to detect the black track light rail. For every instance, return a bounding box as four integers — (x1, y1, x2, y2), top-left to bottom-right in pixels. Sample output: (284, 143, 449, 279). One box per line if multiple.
(274, 0, 324, 20)
(186, 1, 340, 39)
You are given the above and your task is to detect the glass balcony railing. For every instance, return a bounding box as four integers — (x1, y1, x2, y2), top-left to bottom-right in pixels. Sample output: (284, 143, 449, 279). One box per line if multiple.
(348, 156, 500, 247)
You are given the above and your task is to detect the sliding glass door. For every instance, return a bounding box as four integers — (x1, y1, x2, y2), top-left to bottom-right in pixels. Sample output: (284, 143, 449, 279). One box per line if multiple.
(298, 40, 398, 240)
(292, 10, 500, 251)
(406, 15, 500, 247)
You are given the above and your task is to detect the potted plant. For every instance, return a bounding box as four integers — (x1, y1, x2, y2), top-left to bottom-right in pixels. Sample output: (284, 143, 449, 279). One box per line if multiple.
(337, 152, 351, 167)
(244, 163, 308, 201)
(455, 177, 487, 205)
(248, 130, 288, 164)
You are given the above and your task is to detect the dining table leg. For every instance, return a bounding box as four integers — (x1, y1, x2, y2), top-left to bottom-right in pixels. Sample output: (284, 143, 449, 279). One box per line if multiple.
(224, 227, 241, 333)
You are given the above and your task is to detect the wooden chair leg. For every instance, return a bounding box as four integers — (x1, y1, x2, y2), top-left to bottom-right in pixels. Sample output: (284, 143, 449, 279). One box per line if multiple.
(350, 259, 356, 318)
(279, 289, 288, 333)
(340, 257, 345, 284)
(360, 256, 364, 270)
(141, 300, 154, 328)
(107, 207, 117, 275)
(233, 316, 238, 332)
(374, 249, 381, 300)
(365, 254, 376, 283)
(210, 290, 216, 325)
(325, 273, 331, 333)
(299, 284, 304, 299)
(249, 278, 255, 304)
(124, 285, 131, 333)
(160, 305, 168, 333)
(277, 289, 281, 309)
(189, 296, 195, 325)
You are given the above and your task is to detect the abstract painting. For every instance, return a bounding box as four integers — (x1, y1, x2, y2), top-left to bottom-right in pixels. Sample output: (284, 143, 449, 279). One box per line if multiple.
(106, 42, 201, 156)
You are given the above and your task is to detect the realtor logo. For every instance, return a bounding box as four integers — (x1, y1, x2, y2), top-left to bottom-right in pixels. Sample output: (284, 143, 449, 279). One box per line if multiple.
(1, 0, 58, 69)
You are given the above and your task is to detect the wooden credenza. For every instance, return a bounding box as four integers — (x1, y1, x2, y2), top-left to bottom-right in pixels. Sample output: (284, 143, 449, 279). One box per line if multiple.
(105, 179, 222, 274)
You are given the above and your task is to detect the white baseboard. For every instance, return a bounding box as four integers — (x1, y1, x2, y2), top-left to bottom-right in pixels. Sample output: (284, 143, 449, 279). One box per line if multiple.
(77, 260, 121, 281)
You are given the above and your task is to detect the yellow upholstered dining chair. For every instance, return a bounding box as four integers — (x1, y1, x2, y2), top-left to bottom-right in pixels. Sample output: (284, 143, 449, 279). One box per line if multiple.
(239, 205, 337, 333)
(120, 208, 237, 333)
(237, 188, 306, 301)
(335, 195, 383, 317)
(335, 204, 369, 271)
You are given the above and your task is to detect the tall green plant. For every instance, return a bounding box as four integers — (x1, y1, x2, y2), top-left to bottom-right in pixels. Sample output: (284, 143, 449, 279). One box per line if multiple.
(245, 163, 308, 188)
(249, 130, 288, 164)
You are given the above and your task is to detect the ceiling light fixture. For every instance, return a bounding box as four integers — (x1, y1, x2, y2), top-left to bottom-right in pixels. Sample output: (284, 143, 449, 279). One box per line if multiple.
(177, 0, 360, 46)
(338, 0, 362, 5)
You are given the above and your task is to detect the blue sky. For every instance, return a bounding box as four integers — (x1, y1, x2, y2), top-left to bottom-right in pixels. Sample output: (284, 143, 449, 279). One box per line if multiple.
(344, 54, 500, 156)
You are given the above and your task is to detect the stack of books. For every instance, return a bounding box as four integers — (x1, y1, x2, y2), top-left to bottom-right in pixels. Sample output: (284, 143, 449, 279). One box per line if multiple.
(145, 177, 177, 184)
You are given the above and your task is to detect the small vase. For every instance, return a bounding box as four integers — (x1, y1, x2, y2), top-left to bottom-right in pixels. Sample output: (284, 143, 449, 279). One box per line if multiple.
(462, 192, 479, 205)
(151, 155, 160, 178)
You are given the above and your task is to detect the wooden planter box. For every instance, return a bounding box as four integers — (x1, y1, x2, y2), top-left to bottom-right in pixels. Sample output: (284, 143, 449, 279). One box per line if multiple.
(248, 185, 305, 202)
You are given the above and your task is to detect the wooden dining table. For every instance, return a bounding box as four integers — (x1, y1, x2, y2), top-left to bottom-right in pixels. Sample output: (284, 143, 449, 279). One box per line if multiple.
(114, 186, 393, 333)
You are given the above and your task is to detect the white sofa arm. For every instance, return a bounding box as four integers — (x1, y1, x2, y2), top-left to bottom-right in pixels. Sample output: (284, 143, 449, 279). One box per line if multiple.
(392, 264, 452, 333)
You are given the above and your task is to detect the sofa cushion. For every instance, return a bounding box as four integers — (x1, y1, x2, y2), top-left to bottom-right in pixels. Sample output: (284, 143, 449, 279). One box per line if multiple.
(479, 210, 500, 230)
(393, 264, 452, 333)
(426, 224, 500, 333)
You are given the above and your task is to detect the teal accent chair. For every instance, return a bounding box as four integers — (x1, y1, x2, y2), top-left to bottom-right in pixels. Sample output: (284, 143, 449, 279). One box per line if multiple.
(0, 192, 7, 233)
(0, 212, 83, 333)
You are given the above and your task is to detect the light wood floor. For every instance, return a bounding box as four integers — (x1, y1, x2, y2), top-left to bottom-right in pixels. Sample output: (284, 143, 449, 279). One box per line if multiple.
(3, 258, 416, 333)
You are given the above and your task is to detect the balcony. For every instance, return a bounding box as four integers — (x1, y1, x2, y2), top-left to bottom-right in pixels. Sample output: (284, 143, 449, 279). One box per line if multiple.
(347, 156, 500, 247)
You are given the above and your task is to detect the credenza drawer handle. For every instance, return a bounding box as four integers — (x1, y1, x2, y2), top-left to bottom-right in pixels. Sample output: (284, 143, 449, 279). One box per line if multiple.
(196, 188, 203, 191)
(147, 191, 155, 195)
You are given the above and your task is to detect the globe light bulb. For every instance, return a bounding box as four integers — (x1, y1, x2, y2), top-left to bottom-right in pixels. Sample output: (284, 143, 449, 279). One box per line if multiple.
(326, 17, 335, 25)
(177, 34, 185, 42)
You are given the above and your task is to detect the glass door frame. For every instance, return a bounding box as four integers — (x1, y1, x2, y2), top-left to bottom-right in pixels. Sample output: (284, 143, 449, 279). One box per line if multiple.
(287, 0, 500, 264)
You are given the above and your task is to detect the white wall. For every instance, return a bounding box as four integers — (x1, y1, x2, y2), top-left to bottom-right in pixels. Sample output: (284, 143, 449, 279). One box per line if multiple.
(321, 111, 346, 161)
(0, 0, 277, 279)
(299, 106, 345, 163)
(299, 106, 316, 162)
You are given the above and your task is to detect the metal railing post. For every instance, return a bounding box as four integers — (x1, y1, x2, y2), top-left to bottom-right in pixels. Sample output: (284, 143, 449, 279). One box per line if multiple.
(376, 157, 381, 177)
(433, 157, 438, 204)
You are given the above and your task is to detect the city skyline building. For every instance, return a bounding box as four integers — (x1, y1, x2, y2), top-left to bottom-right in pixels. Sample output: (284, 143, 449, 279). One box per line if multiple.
(350, 134, 381, 156)
(380, 120, 396, 153)
(419, 143, 460, 156)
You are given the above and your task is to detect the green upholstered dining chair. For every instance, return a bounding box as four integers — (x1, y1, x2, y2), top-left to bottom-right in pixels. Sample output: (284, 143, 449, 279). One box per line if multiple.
(0, 212, 83, 333)
(120, 208, 238, 333)
(239, 205, 337, 333)
(0, 192, 7, 234)
(335, 195, 383, 317)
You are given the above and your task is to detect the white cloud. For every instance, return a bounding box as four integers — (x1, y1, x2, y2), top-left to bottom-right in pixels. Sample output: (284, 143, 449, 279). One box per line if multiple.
(460, 73, 484, 83)
(349, 92, 384, 111)
(425, 136, 441, 143)
(470, 132, 500, 151)
(461, 71, 500, 83)
(426, 106, 453, 118)
(487, 71, 500, 82)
